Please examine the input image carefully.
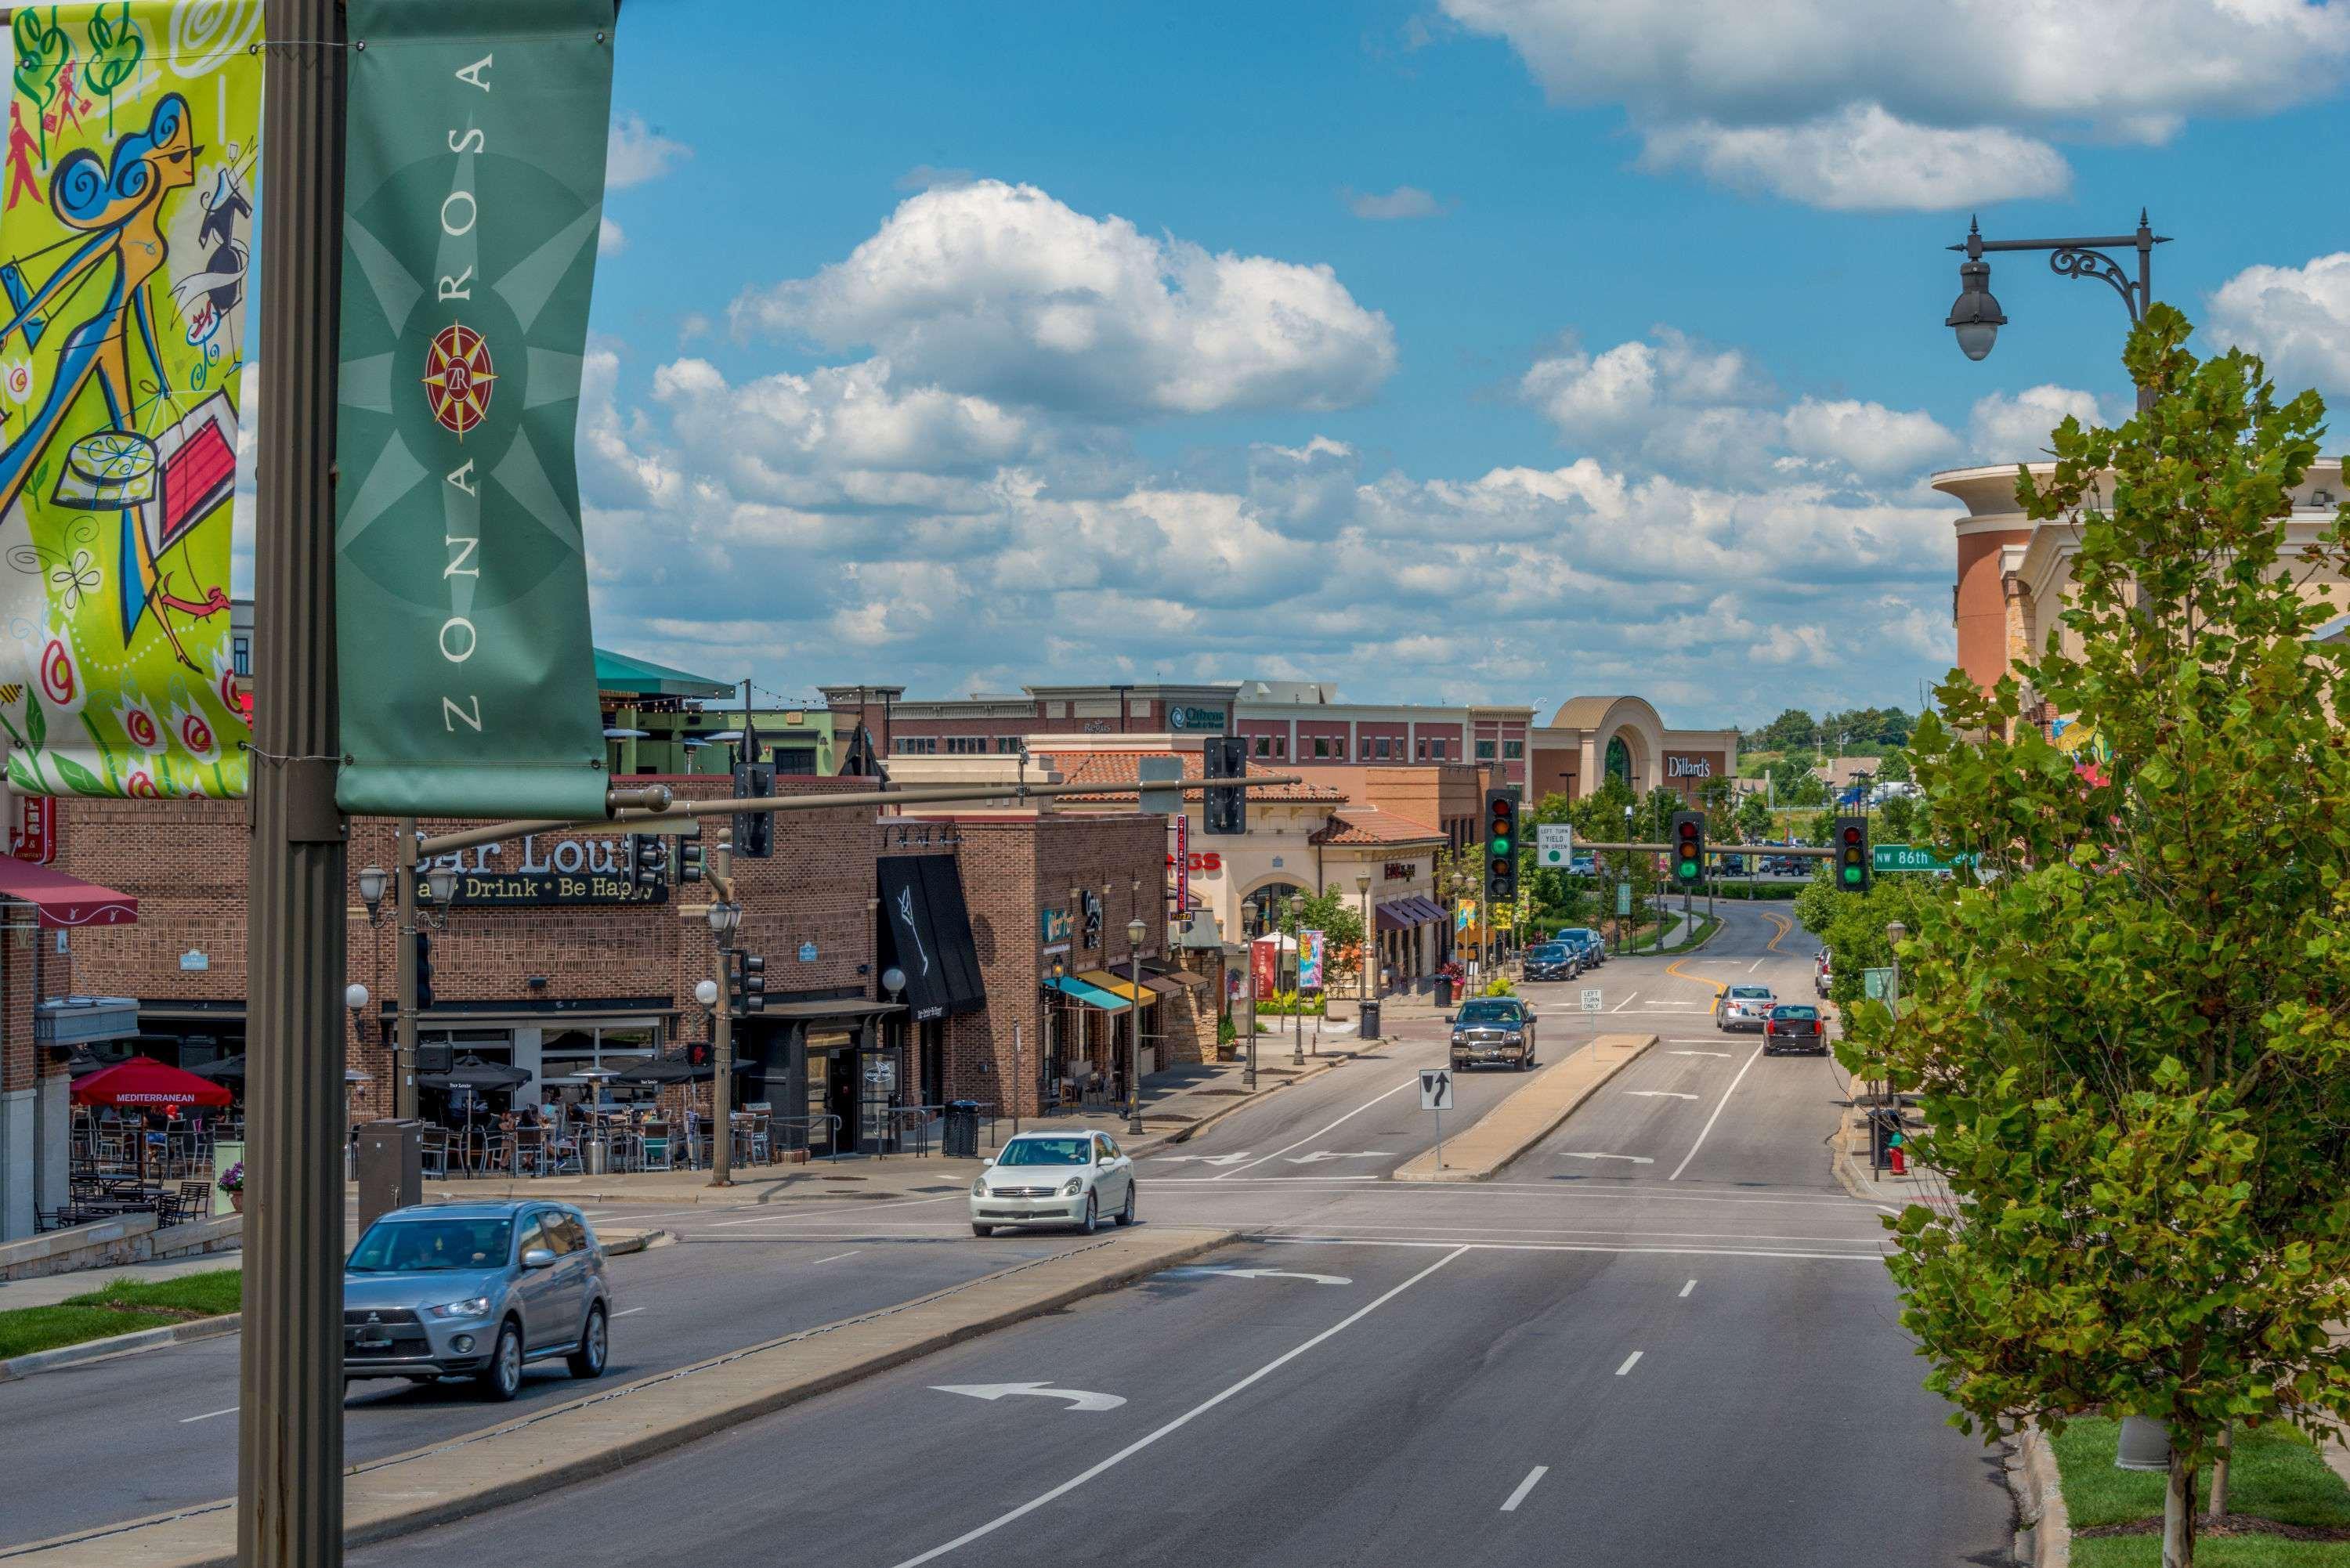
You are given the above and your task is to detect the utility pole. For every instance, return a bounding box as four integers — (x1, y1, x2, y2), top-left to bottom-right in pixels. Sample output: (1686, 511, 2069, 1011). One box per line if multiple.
(395, 816, 418, 1119)
(240, 2, 345, 1563)
(707, 833, 737, 1186)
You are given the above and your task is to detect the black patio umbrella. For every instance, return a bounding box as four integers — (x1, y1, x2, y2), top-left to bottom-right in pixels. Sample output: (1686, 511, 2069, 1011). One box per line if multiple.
(190, 1055, 246, 1081)
(417, 1057, 531, 1091)
(607, 1053, 711, 1086)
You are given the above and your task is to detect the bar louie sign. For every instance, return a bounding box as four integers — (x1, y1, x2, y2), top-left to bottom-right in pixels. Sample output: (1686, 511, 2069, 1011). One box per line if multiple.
(416, 833, 667, 907)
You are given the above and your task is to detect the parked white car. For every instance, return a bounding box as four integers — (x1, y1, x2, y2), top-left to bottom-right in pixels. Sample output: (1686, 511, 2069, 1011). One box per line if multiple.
(971, 1130, 1136, 1236)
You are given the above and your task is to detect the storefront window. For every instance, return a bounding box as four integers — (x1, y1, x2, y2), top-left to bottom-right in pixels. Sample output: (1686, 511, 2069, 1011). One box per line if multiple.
(1606, 735, 1632, 786)
(539, 1023, 661, 1101)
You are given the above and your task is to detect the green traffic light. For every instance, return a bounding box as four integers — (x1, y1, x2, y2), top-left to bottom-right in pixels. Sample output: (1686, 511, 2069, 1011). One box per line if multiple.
(1842, 865, 1863, 884)
(1491, 836, 1511, 855)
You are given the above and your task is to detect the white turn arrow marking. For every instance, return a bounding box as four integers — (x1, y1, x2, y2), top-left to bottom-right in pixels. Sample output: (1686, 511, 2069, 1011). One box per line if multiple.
(1668, 1050, 1733, 1058)
(931, 1382, 1127, 1412)
(1150, 1151, 1253, 1165)
(1626, 1090, 1698, 1100)
(1560, 1152, 1655, 1163)
(1161, 1266, 1353, 1285)
(1283, 1150, 1396, 1164)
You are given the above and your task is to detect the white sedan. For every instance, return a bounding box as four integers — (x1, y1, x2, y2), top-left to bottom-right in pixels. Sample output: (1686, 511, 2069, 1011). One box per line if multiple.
(971, 1130, 1136, 1237)
(1714, 985, 1776, 1031)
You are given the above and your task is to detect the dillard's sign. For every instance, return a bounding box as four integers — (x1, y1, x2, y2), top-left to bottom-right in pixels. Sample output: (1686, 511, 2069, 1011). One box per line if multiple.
(1665, 756, 1715, 779)
(416, 833, 667, 907)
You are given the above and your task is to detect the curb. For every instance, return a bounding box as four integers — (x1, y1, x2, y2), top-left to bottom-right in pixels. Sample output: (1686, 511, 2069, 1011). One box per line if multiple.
(1392, 1033, 1658, 1183)
(8, 1226, 1235, 1566)
(2009, 1424, 2071, 1567)
(0, 1230, 664, 1385)
(0, 1313, 240, 1383)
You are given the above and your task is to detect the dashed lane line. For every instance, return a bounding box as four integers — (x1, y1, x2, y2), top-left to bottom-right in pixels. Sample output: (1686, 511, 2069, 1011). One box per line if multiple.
(1667, 1042, 1768, 1183)
(1501, 1466, 1549, 1512)
(1615, 1351, 1643, 1376)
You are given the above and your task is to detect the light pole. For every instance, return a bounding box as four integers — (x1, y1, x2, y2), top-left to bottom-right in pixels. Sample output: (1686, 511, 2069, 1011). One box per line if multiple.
(1242, 905, 1260, 1090)
(1943, 211, 2169, 411)
(1044, 954, 1064, 1122)
(706, 833, 740, 1186)
(1289, 891, 1307, 1067)
(1355, 870, 1372, 1039)
(1126, 911, 1147, 1136)
(1622, 803, 1635, 955)
(1884, 919, 1907, 1111)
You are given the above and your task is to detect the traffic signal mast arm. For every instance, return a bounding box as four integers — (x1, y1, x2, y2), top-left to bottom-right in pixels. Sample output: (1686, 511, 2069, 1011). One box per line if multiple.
(416, 775, 1308, 858)
(1571, 841, 1836, 856)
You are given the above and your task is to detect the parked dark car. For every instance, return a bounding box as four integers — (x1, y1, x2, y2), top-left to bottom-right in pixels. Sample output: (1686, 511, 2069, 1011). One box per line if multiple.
(1553, 927, 1603, 966)
(343, 1201, 612, 1400)
(1451, 996, 1538, 1071)
(1763, 1003, 1828, 1055)
(1523, 942, 1581, 981)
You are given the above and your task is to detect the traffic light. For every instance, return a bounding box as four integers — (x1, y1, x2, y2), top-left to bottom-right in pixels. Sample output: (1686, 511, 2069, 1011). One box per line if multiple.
(1484, 789, 1519, 903)
(678, 834, 705, 884)
(1202, 735, 1246, 835)
(1669, 811, 1705, 886)
(1835, 815, 1871, 893)
(733, 763, 775, 858)
(685, 1037, 711, 1069)
(413, 929, 434, 1011)
(624, 832, 667, 891)
(728, 951, 767, 1014)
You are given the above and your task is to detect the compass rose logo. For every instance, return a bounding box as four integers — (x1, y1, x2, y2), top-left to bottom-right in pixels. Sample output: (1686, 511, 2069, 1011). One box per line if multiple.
(421, 322, 497, 439)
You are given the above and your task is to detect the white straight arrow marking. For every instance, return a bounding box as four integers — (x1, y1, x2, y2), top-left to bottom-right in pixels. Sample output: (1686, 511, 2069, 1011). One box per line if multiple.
(1284, 1150, 1396, 1164)
(1152, 1151, 1253, 1165)
(1626, 1090, 1698, 1100)
(1668, 1050, 1733, 1058)
(931, 1382, 1126, 1412)
(1559, 1152, 1654, 1163)
(1161, 1266, 1352, 1285)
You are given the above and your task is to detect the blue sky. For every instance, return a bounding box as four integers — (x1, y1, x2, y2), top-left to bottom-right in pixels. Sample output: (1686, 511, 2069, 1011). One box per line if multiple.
(574, 0, 2350, 728)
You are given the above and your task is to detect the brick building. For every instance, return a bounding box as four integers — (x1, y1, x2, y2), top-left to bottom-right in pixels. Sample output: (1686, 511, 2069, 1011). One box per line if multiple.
(24, 775, 1172, 1187)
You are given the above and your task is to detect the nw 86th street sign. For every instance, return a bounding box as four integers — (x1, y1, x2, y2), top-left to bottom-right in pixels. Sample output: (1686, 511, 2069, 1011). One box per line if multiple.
(1871, 844, 1976, 873)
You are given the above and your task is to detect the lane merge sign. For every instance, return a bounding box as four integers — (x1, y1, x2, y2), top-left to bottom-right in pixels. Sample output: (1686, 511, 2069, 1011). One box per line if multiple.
(1537, 824, 1573, 867)
(1419, 1068, 1453, 1111)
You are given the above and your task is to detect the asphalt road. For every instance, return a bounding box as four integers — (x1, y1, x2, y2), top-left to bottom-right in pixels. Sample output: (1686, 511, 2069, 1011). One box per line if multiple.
(347, 902, 2017, 1567)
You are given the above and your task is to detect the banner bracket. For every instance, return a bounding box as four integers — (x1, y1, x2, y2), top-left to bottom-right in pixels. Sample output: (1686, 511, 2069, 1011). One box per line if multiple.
(284, 758, 347, 844)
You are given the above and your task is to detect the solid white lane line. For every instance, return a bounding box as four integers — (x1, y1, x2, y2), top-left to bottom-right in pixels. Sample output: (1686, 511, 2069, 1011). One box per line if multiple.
(886, 1247, 1472, 1567)
(1615, 1352, 1643, 1376)
(1213, 1077, 1419, 1180)
(1500, 1465, 1549, 1512)
(806, 1250, 863, 1266)
(1556, 1151, 1653, 1163)
(612, 1306, 648, 1318)
(1247, 1219, 1888, 1245)
(180, 1406, 238, 1423)
(1625, 1091, 1697, 1100)
(1260, 1237, 1885, 1261)
(1748, 958, 1765, 973)
(1679, 1279, 1697, 1298)
(1666, 1042, 1766, 1182)
(1610, 992, 1639, 1011)
(705, 1197, 955, 1228)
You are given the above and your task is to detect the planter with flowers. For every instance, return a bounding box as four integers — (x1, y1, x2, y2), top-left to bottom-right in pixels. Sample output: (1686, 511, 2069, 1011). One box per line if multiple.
(217, 1162, 244, 1214)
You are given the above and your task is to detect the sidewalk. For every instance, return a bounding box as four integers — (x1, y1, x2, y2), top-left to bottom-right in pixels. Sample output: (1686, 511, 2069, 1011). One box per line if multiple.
(0, 1251, 245, 1312)
(1830, 1095, 1954, 1212)
(1393, 1032, 1658, 1183)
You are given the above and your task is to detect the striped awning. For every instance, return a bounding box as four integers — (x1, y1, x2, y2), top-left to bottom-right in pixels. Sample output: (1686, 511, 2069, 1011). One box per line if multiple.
(1076, 970, 1159, 1008)
(1044, 974, 1130, 1011)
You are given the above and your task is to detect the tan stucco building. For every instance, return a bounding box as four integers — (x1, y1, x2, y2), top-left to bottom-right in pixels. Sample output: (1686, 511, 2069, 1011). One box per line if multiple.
(1936, 459, 2349, 697)
(1525, 696, 1739, 807)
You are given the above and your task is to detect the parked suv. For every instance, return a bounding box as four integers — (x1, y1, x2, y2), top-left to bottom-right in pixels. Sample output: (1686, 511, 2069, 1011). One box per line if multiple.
(1553, 927, 1603, 966)
(344, 1201, 611, 1400)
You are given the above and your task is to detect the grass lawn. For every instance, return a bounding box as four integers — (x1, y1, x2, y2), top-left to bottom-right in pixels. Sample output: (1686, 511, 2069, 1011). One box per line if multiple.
(0, 1269, 241, 1360)
(2055, 1417, 2350, 1566)
(1655, 915, 1721, 955)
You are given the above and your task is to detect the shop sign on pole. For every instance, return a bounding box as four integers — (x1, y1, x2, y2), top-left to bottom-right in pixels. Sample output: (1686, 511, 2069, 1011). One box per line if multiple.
(1169, 812, 1190, 912)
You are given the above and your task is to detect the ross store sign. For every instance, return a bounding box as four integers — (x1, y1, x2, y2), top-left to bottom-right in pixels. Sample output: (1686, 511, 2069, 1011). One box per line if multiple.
(1166, 705, 1227, 733)
(1665, 756, 1714, 779)
(1383, 861, 1415, 881)
(416, 833, 668, 907)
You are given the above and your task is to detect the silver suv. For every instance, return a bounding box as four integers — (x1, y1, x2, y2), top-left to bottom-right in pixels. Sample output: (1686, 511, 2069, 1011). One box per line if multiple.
(344, 1201, 612, 1400)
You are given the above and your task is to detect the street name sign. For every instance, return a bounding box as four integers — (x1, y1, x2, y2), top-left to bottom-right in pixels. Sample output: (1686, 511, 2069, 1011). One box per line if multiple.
(1138, 757, 1184, 815)
(1537, 824, 1573, 866)
(1419, 1068, 1453, 1111)
(1871, 844, 1975, 873)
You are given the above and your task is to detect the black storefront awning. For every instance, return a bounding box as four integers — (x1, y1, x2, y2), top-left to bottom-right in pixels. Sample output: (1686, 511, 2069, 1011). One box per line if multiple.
(877, 854, 986, 1023)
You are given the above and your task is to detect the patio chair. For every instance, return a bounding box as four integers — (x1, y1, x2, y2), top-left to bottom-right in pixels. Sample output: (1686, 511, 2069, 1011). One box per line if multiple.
(512, 1126, 548, 1177)
(418, 1127, 452, 1180)
(171, 1179, 213, 1226)
(638, 1120, 672, 1171)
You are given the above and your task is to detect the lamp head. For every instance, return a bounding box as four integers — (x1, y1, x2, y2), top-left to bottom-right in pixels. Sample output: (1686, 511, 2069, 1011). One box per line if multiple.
(425, 864, 458, 905)
(694, 978, 719, 1006)
(882, 965, 906, 997)
(1355, 872, 1371, 893)
(1127, 916, 1147, 945)
(706, 900, 740, 937)
(1947, 257, 2005, 362)
(344, 982, 370, 1013)
(356, 865, 387, 914)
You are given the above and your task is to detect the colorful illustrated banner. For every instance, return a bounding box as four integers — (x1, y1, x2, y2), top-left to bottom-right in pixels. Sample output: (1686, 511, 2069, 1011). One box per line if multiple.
(0, 2, 262, 799)
(1299, 929, 1325, 992)
(1251, 935, 1278, 999)
(334, 0, 613, 818)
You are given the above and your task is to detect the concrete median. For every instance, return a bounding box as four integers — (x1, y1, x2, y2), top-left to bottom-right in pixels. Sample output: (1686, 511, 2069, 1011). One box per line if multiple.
(1390, 1034, 1658, 1183)
(6, 1224, 1232, 1566)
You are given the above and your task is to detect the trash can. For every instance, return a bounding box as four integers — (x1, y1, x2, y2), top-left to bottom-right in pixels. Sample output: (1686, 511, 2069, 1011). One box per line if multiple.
(355, 1119, 422, 1234)
(944, 1100, 981, 1160)
(1360, 999, 1382, 1040)
(1435, 977, 1454, 1010)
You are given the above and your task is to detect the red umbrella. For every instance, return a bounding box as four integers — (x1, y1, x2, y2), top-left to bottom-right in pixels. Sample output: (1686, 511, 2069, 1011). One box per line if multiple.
(71, 1056, 233, 1109)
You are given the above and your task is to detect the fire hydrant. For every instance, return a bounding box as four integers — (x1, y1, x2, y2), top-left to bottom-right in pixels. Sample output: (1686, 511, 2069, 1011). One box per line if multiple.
(1887, 1129, 1907, 1175)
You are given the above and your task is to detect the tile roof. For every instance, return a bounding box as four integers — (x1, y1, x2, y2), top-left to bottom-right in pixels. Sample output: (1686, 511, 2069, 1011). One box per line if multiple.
(1308, 807, 1450, 847)
(1032, 750, 1343, 804)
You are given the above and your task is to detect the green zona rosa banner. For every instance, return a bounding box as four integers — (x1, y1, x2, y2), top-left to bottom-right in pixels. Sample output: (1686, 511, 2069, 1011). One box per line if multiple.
(0, 1, 263, 799)
(334, 0, 614, 818)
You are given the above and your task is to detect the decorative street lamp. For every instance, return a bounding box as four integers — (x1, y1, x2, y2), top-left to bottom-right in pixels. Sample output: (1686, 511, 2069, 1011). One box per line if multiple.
(356, 865, 388, 921)
(1241, 904, 1260, 1090)
(1356, 870, 1373, 1041)
(1289, 891, 1307, 1067)
(1125, 914, 1148, 1136)
(1944, 211, 2169, 410)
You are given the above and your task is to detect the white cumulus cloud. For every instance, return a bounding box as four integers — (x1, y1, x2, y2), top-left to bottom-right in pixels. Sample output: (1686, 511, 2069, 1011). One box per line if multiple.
(2210, 253, 2350, 396)
(598, 216, 624, 256)
(606, 114, 692, 190)
(1965, 385, 2113, 460)
(728, 179, 1397, 417)
(1441, 0, 2350, 210)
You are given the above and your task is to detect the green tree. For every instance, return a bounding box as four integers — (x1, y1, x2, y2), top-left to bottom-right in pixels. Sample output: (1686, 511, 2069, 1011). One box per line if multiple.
(1875, 749, 1914, 784)
(1874, 793, 1918, 844)
(1735, 791, 1773, 843)
(1842, 305, 2350, 1566)
(1747, 706, 1820, 753)
(1700, 775, 1737, 838)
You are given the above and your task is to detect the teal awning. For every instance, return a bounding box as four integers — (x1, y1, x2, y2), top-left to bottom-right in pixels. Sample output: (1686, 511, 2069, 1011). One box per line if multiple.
(593, 647, 735, 700)
(1045, 974, 1130, 1011)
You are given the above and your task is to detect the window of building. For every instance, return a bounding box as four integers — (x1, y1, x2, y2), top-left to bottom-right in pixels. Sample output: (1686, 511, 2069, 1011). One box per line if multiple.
(231, 635, 251, 678)
(1476, 739, 1497, 761)
(946, 735, 989, 755)
(1430, 738, 1448, 760)
(1254, 735, 1271, 757)
(1313, 736, 1329, 759)
(1332, 737, 1346, 759)
(1376, 736, 1391, 759)
(995, 736, 1024, 753)
(893, 736, 938, 755)
(1275, 735, 1287, 758)
(1415, 737, 1427, 760)
(1503, 739, 1524, 760)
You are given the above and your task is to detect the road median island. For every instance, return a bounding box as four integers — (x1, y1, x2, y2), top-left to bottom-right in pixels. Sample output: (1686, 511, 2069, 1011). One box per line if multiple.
(5, 1225, 1228, 1567)
(1390, 1033, 1658, 1183)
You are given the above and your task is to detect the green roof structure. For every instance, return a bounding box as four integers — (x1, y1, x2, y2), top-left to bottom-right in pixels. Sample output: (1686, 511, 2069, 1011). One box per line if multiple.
(592, 647, 735, 701)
